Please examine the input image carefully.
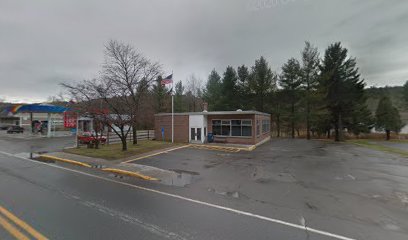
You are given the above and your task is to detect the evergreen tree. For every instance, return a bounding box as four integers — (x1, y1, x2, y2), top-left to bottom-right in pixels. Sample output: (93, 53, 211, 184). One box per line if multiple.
(174, 80, 185, 112)
(300, 42, 320, 140)
(203, 69, 223, 111)
(220, 66, 239, 110)
(375, 96, 403, 140)
(348, 104, 374, 137)
(248, 56, 276, 112)
(237, 65, 250, 109)
(271, 90, 285, 137)
(279, 58, 302, 138)
(403, 80, 408, 105)
(152, 76, 168, 113)
(319, 42, 366, 141)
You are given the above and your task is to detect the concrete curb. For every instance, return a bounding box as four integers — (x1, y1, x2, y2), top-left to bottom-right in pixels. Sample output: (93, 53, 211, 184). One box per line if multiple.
(102, 168, 159, 181)
(189, 144, 257, 152)
(122, 144, 190, 163)
(189, 145, 241, 152)
(39, 155, 92, 168)
(39, 155, 159, 181)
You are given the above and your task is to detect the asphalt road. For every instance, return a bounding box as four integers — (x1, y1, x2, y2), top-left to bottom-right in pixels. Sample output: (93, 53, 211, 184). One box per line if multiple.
(0, 150, 337, 240)
(0, 132, 74, 155)
(1, 134, 407, 240)
(134, 139, 408, 240)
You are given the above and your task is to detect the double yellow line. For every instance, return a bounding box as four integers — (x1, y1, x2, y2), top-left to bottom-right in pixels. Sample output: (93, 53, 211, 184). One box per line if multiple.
(0, 205, 48, 240)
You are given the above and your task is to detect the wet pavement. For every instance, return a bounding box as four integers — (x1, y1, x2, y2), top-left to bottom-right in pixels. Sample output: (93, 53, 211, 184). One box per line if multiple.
(0, 141, 332, 240)
(0, 130, 75, 155)
(1, 133, 408, 239)
(133, 139, 408, 240)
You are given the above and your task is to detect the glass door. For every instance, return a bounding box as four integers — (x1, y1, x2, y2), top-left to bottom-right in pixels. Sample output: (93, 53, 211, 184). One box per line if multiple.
(197, 128, 201, 141)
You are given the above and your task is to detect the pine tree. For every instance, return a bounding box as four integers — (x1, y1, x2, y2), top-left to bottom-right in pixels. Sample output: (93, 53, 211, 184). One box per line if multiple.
(271, 90, 285, 137)
(203, 70, 223, 111)
(174, 80, 185, 112)
(220, 66, 239, 110)
(319, 42, 366, 142)
(375, 96, 403, 140)
(403, 80, 408, 105)
(300, 42, 320, 140)
(279, 58, 302, 138)
(237, 65, 250, 109)
(248, 56, 276, 112)
(152, 76, 168, 113)
(348, 104, 374, 137)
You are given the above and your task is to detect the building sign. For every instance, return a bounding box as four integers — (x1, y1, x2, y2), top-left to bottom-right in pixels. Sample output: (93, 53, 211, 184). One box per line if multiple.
(64, 112, 77, 128)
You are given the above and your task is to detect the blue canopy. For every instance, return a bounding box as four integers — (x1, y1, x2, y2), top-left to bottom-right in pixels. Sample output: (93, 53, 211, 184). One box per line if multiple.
(5, 104, 69, 114)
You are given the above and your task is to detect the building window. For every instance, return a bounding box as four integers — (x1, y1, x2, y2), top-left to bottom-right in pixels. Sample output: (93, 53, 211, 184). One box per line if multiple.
(231, 120, 241, 136)
(212, 120, 222, 135)
(212, 119, 252, 137)
(242, 120, 252, 136)
(262, 119, 270, 134)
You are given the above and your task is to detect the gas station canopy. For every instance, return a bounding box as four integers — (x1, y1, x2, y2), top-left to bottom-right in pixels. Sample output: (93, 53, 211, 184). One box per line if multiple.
(6, 104, 69, 114)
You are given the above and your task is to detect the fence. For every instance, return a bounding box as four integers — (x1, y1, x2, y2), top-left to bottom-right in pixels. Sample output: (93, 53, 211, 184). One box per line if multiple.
(107, 130, 155, 144)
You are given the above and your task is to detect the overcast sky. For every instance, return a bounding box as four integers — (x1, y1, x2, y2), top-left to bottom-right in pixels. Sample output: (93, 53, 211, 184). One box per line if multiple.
(1, 0, 408, 103)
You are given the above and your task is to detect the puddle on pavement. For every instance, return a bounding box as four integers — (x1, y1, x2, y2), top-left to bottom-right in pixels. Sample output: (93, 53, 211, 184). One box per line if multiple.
(160, 169, 198, 187)
(207, 188, 246, 199)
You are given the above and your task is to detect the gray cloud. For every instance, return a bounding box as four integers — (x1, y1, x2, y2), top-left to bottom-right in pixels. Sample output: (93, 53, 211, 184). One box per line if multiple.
(0, 0, 407, 102)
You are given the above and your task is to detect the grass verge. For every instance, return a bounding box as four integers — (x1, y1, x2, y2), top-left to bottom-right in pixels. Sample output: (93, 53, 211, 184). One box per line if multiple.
(348, 139, 408, 158)
(64, 140, 182, 160)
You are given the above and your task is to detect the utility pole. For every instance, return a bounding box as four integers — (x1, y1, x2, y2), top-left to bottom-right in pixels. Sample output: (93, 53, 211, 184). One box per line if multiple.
(171, 71, 174, 143)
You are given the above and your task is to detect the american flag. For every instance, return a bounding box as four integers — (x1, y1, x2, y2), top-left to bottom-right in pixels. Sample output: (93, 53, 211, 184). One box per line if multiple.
(161, 74, 173, 85)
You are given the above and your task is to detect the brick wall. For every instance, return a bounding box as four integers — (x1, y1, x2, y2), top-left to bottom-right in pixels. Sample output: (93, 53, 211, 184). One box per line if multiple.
(154, 115, 189, 143)
(255, 114, 271, 144)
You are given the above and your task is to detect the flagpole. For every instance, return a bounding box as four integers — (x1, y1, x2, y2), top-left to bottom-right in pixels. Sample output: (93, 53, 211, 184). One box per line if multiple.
(171, 71, 174, 143)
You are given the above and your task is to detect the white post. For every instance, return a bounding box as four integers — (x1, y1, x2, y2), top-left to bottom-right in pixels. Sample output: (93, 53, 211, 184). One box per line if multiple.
(47, 113, 51, 138)
(171, 76, 174, 143)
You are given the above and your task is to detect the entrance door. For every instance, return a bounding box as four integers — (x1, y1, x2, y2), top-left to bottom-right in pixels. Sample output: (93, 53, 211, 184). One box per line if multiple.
(197, 128, 201, 141)
(190, 128, 202, 143)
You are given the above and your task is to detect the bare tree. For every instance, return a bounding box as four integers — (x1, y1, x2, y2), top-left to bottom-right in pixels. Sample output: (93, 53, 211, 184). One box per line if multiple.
(102, 40, 161, 144)
(62, 78, 134, 150)
(62, 80, 109, 149)
(185, 74, 204, 112)
(62, 40, 161, 150)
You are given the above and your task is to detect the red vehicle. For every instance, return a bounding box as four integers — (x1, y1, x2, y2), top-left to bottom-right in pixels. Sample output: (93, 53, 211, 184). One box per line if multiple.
(77, 132, 107, 144)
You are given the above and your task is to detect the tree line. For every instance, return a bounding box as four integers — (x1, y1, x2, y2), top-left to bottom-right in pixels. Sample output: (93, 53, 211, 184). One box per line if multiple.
(198, 42, 406, 141)
(62, 40, 407, 151)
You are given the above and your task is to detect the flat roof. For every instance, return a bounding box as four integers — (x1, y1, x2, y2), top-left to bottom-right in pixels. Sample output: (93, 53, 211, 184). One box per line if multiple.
(155, 110, 270, 117)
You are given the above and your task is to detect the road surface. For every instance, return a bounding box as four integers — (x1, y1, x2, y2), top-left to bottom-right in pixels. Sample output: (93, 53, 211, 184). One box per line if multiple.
(0, 151, 340, 240)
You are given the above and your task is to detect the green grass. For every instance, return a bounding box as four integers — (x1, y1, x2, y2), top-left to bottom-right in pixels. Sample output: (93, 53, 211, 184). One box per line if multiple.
(64, 140, 183, 160)
(348, 139, 408, 158)
(389, 139, 408, 143)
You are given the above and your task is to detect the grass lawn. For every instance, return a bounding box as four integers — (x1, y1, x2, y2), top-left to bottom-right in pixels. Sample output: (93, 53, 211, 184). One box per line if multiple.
(64, 140, 183, 160)
(348, 139, 408, 158)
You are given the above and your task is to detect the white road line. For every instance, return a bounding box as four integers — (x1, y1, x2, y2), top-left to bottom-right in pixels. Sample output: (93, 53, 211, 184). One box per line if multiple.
(0, 150, 356, 240)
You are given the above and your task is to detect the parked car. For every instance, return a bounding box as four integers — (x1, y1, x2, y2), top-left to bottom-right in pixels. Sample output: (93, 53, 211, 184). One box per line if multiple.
(6, 126, 24, 134)
(77, 132, 107, 144)
(0, 123, 14, 130)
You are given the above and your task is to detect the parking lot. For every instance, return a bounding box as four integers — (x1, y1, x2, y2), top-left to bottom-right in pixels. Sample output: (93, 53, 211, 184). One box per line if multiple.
(131, 139, 408, 240)
(1, 131, 408, 239)
(0, 130, 74, 155)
